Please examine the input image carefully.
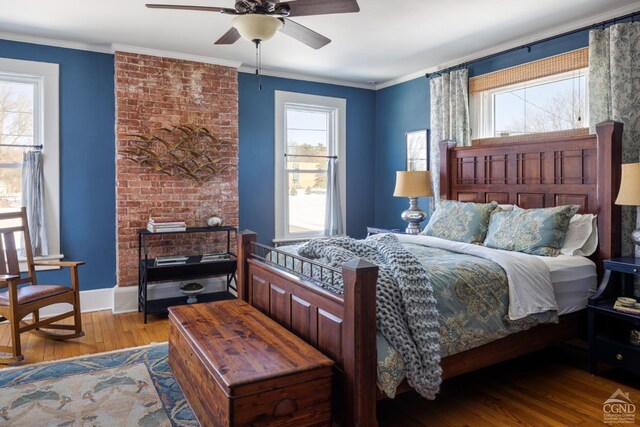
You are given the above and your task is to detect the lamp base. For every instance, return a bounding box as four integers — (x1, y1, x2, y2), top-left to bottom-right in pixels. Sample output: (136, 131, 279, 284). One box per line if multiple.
(401, 197, 426, 234)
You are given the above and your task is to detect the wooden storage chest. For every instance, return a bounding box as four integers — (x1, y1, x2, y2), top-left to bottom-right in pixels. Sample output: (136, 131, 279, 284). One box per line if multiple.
(168, 300, 334, 426)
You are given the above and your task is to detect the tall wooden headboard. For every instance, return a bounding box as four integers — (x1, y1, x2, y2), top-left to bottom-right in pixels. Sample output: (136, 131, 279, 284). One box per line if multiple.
(439, 121, 623, 274)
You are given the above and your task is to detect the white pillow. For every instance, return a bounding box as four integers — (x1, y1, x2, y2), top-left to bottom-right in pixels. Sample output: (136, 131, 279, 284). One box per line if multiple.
(560, 213, 598, 256)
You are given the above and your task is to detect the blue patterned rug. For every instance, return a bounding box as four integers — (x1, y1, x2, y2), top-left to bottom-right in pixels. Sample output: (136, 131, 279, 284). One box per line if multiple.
(0, 343, 197, 426)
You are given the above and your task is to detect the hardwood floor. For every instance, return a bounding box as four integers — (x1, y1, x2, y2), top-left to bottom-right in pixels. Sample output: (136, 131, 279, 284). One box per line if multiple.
(379, 344, 640, 426)
(0, 310, 169, 365)
(0, 311, 638, 426)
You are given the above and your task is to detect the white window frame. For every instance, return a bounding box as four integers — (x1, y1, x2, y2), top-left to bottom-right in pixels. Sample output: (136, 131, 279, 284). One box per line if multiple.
(0, 58, 61, 270)
(274, 91, 346, 243)
(470, 68, 589, 139)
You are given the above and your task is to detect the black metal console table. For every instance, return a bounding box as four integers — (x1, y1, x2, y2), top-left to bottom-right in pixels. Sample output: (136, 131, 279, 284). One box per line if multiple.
(137, 226, 237, 323)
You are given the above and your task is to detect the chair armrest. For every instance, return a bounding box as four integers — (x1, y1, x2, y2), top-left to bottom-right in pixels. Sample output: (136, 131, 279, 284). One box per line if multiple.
(33, 261, 84, 292)
(33, 261, 85, 268)
(0, 274, 20, 282)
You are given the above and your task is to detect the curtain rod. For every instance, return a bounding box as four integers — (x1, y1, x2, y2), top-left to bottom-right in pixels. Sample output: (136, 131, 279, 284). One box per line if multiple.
(285, 154, 338, 159)
(0, 144, 43, 150)
(425, 9, 640, 79)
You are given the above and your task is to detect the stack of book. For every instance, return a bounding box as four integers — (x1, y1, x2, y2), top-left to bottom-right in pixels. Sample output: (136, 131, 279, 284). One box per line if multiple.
(201, 253, 231, 263)
(147, 218, 186, 233)
(613, 297, 640, 316)
(155, 255, 189, 266)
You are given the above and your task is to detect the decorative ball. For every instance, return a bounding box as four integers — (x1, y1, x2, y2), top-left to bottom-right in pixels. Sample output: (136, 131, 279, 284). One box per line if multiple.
(207, 216, 223, 227)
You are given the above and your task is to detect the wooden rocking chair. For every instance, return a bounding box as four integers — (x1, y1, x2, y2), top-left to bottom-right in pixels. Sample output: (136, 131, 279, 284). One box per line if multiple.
(0, 208, 85, 364)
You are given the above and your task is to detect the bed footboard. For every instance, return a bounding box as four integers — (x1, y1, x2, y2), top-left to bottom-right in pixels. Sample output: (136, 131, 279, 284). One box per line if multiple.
(237, 231, 379, 427)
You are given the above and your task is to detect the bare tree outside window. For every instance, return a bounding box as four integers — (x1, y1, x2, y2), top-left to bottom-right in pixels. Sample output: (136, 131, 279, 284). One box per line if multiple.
(285, 109, 332, 235)
(494, 74, 586, 136)
(0, 80, 35, 209)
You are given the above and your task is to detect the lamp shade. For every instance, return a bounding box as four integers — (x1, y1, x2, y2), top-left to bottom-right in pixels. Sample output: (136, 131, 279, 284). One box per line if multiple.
(393, 171, 433, 198)
(232, 15, 283, 42)
(615, 163, 640, 206)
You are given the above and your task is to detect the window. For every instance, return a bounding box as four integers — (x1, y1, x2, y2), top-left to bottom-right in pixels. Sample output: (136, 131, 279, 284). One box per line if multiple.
(0, 77, 36, 212)
(0, 58, 60, 265)
(275, 91, 346, 242)
(471, 69, 588, 138)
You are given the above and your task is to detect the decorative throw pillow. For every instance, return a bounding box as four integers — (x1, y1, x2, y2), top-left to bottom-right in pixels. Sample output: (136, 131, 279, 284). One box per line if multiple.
(560, 213, 598, 256)
(421, 200, 498, 244)
(484, 205, 581, 256)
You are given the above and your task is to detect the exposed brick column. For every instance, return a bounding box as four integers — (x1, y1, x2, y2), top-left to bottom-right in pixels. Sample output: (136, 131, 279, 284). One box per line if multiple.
(115, 52, 238, 287)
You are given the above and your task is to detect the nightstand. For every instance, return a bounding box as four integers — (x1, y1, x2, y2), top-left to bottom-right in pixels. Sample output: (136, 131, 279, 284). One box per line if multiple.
(588, 257, 640, 374)
(366, 227, 407, 237)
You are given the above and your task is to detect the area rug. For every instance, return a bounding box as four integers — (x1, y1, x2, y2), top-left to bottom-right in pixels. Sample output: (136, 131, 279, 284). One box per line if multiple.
(0, 343, 197, 426)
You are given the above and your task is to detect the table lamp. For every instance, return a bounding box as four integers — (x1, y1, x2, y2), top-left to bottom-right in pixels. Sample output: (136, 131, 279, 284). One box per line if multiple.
(615, 163, 640, 249)
(393, 171, 433, 234)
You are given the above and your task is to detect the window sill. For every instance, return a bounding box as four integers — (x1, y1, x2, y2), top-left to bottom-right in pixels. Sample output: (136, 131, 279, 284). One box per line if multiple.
(19, 254, 64, 272)
(272, 234, 348, 247)
(472, 128, 589, 146)
(272, 237, 314, 247)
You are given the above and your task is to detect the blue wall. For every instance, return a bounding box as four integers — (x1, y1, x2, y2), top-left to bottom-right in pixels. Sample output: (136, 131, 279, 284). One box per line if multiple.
(238, 73, 376, 243)
(373, 29, 590, 227)
(374, 77, 430, 230)
(0, 39, 116, 291)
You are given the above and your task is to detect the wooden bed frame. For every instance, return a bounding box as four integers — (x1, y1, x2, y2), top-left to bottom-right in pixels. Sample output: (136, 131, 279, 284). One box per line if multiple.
(236, 121, 623, 426)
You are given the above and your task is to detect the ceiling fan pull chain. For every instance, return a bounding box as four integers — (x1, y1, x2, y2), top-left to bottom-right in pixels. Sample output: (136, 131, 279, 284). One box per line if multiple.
(259, 40, 263, 91)
(254, 39, 262, 91)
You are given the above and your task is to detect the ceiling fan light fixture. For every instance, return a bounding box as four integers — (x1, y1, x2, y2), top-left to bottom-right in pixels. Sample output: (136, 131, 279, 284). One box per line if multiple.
(232, 14, 283, 42)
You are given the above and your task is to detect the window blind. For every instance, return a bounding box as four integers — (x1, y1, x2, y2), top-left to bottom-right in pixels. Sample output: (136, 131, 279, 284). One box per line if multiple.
(469, 47, 588, 94)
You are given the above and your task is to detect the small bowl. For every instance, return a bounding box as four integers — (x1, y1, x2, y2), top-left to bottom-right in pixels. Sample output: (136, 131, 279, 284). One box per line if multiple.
(181, 282, 204, 304)
(617, 297, 637, 307)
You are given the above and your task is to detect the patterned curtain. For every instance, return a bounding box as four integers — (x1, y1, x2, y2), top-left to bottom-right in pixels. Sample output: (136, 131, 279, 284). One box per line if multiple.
(589, 22, 640, 258)
(324, 157, 343, 236)
(429, 68, 471, 207)
(21, 150, 48, 257)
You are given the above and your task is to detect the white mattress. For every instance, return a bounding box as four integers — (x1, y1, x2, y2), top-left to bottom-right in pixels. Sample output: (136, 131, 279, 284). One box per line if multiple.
(535, 254, 597, 315)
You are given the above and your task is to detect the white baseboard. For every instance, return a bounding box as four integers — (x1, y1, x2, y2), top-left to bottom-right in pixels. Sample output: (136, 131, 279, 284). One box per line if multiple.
(28, 277, 228, 319)
(112, 277, 227, 314)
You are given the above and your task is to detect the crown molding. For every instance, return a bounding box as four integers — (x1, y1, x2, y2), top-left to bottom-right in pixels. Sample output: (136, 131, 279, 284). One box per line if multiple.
(110, 44, 242, 68)
(238, 65, 375, 90)
(375, 3, 640, 90)
(0, 31, 112, 54)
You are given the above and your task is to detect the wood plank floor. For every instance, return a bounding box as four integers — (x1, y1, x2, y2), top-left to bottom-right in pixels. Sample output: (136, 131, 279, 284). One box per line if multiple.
(1, 311, 639, 426)
(379, 344, 640, 426)
(0, 310, 169, 365)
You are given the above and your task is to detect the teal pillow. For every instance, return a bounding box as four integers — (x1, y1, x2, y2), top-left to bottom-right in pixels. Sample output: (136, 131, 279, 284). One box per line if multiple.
(484, 205, 580, 256)
(421, 200, 498, 244)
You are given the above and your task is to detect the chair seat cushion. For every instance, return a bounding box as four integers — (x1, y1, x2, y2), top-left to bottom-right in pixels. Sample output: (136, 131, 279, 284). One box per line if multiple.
(0, 285, 72, 306)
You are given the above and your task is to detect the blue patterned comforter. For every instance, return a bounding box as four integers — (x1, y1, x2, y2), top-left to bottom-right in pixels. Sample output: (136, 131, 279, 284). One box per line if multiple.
(376, 243, 556, 397)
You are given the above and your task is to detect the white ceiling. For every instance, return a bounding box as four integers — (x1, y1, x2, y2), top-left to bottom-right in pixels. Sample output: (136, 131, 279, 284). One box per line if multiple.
(0, 0, 638, 88)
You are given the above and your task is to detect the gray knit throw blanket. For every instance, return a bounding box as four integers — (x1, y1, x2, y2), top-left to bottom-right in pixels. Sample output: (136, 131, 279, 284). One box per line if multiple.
(298, 234, 442, 399)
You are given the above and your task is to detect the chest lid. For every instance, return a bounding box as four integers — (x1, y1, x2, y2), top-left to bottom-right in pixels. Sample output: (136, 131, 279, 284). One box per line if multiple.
(169, 300, 334, 397)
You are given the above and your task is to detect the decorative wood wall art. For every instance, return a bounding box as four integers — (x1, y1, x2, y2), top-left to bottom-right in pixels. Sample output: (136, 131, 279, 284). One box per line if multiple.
(122, 125, 228, 183)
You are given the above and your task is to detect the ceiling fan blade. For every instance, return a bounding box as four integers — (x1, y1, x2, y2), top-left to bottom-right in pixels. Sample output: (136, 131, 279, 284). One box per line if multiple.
(279, 18, 331, 49)
(145, 4, 238, 14)
(215, 27, 241, 45)
(280, 0, 359, 17)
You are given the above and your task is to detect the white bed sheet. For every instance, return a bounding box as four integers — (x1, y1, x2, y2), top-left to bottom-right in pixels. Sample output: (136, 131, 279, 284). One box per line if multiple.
(535, 254, 597, 315)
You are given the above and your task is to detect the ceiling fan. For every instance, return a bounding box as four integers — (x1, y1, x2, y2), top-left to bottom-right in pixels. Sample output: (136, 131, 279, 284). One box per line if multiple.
(146, 0, 361, 50)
